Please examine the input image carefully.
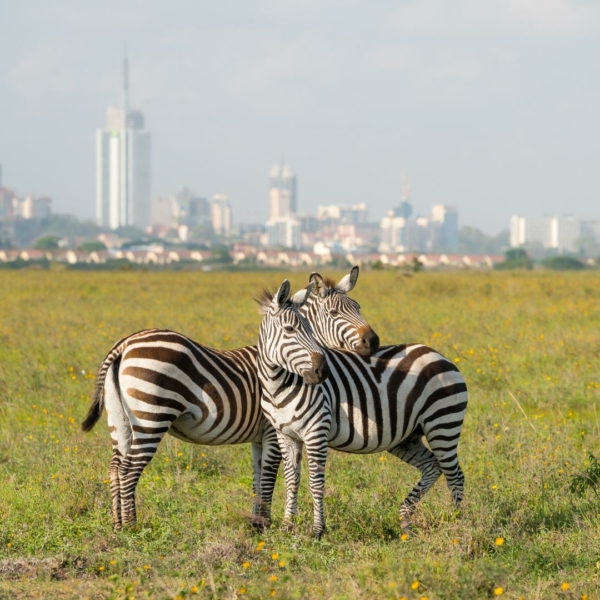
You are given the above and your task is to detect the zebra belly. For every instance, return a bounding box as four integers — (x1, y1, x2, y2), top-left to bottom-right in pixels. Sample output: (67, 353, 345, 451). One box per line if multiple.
(169, 411, 264, 446)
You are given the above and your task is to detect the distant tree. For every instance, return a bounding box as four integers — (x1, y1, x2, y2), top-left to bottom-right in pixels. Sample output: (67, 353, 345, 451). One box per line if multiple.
(541, 256, 588, 271)
(459, 227, 509, 255)
(115, 225, 145, 240)
(211, 245, 233, 263)
(494, 248, 533, 270)
(78, 240, 107, 252)
(33, 235, 60, 250)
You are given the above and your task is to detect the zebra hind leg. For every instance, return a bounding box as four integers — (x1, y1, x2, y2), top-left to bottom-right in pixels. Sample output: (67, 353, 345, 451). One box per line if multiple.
(119, 428, 166, 528)
(429, 443, 464, 512)
(109, 449, 124, 530)
(254, 427, 282, 530)
(250, 442, 268, 530)
(388, 435, 442, 527)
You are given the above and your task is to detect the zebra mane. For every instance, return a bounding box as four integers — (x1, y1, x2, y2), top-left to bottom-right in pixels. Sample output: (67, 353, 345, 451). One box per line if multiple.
(255, 288, 275, 315)
(323, 277, 337, 290)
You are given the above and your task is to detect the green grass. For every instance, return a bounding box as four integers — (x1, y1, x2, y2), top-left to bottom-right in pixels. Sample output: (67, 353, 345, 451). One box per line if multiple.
(0, 270, 599, 599)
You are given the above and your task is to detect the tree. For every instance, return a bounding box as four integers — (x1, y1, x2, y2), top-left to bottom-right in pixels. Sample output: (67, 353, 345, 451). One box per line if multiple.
(78, 240, 107, 252)
(541, 256, 588, 271)
(33, 235, 60, 250)
(459, 227, 509, 255)
(494, 248, 533, 270)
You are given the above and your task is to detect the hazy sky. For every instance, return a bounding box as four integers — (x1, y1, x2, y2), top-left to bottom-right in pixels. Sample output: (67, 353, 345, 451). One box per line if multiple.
(1, 0, 599, 233)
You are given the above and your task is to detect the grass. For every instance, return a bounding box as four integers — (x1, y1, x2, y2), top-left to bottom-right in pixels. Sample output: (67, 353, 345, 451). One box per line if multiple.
(0, 270, 599, 599)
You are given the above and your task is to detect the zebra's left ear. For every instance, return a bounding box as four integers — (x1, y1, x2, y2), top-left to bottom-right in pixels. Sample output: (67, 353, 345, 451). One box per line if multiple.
(275, 280, 292, 308)
(291, 281, 314, 309)
(309, 272, 327, 298)
(336, 265, 359, 294)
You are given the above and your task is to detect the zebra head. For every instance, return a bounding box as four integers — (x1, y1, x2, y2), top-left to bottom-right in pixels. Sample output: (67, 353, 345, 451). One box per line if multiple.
(306, 265, 380, 357)
(257, 280, 330, 386)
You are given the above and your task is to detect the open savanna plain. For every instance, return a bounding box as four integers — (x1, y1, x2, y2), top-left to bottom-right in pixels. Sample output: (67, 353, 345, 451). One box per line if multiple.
(0, 270, 599, 600)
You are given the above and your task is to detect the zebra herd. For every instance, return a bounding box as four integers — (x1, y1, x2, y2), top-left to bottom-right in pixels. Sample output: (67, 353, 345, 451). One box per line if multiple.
(82, 267, 468, 538)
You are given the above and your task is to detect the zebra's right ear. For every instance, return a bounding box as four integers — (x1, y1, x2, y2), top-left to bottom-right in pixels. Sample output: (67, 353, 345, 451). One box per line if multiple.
(309, 272, 327, 298)
(275, 280, 292, 308)
(291, 281, 314, 309)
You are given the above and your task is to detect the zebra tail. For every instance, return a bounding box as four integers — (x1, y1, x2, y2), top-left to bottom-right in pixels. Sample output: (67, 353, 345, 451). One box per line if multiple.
(81, 336, 128, 432)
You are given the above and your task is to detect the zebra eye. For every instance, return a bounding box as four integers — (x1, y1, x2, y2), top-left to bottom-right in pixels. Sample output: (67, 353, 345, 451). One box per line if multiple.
(329, 310, 339, 317)
(284, 325, 295, 333)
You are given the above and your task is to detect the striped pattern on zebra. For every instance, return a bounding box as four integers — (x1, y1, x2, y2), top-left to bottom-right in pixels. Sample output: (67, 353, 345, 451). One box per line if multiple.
(81, 268, 376, 531)
(257, 280, 468, 539)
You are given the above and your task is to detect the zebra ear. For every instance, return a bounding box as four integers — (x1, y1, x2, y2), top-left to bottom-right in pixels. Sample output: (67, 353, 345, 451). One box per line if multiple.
(336, 265, 359, 294)
(309, 272, 327, 298)
(291, 281, 314, 309)
(275, 280, 292, 307)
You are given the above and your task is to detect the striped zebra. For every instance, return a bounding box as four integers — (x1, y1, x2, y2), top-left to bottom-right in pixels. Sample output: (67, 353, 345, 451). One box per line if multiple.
(257, 280, 468, 539)
(81, 269, 375, 531)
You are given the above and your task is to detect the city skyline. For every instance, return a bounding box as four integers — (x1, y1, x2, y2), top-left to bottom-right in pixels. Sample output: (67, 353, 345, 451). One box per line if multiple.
(2, 2, 600, 234)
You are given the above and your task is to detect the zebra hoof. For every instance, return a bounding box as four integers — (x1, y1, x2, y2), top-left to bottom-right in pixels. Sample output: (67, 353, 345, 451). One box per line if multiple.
(312, 530, 325, 540)
(282, 521, 295, 534)
(250, 514, 271, 531)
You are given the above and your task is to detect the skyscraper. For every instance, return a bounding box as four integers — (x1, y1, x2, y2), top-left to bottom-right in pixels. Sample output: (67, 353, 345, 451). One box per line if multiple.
(96, 54, 151, 230)
(268, 161, 297, 220)
(212, 193, 232, 237)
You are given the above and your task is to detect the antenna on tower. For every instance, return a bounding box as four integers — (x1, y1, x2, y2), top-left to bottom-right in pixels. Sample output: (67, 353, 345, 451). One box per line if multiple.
(123, 43, 130, 125)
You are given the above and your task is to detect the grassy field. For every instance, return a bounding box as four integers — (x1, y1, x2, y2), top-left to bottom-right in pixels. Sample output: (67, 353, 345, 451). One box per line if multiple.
(0, 270, 599, 599)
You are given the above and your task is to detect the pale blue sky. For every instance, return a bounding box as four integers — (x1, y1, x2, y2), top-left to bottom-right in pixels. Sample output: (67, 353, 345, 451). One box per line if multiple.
(1, 0, 599, 233)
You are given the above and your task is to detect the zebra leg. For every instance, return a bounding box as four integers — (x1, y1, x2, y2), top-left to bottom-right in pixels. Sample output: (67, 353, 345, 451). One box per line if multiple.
(118, 432, 165, 527)
(105, 364, 132, 531)
(277, 432, 303, 533)
(109, 450, 124, 530)
(250, 442, 264, 528)
(256, 426, 282, 529)
(428, 440, 465, 511)
(304, 437, 328, 539)
(389, 435, 442, 525)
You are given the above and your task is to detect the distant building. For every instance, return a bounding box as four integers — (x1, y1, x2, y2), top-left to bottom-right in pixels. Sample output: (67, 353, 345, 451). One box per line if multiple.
(510, 215, 583, 253)
(212, 193, 232, 237)
(96, 55, 151, 230)
(432, 204, 458, 252)
(316, 203, 368, 227)
(150, 195, 174, 228)
(266, 217, 301, 249)
(380, 204, 457, 253)
(268, 161, 297, 220)
(14, 195, 52, 220)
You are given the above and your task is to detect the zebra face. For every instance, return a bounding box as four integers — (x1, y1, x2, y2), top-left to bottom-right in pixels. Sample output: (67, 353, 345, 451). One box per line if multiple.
(257, 280, 330, 385)
(308, 266, 380, 357)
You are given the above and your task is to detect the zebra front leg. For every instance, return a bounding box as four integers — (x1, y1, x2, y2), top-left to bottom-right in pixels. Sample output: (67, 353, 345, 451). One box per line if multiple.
(277, 432, 303, 533)
(389, 436, 442, 527)
(305, 438, 328, 539)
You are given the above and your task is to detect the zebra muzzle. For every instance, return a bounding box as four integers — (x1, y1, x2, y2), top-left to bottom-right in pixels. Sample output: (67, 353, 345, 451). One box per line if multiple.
(303, 352, 330, 385)
(354, 326, 380, 356)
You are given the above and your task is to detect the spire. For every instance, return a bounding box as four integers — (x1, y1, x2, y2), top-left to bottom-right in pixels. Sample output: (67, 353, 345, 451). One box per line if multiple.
(123, 44, 129, 125)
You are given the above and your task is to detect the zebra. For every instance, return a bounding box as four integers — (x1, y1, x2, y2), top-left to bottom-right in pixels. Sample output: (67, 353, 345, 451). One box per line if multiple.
(257, 280, 468, 539)
(81, 269, 376, 531)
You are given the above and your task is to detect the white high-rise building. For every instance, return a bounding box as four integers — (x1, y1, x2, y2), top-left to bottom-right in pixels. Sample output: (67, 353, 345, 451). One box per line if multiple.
(266, 217, 301, 249)
(268, 161, 297, 220)
(212, 193, 232, 237)
(96, 55, 151, 230)
(431, 205, 458, 252)
(510, 215, 582, 253)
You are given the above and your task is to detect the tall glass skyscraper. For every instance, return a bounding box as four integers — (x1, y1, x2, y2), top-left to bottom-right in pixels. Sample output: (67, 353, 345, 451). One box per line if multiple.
(96, 56, 151, 230)
(268, 161, 297, 220)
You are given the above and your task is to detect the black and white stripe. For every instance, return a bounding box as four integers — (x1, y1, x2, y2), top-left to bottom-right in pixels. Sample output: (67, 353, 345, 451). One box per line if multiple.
(257, 283, 468, 539)
(81, 271, 372, 530)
